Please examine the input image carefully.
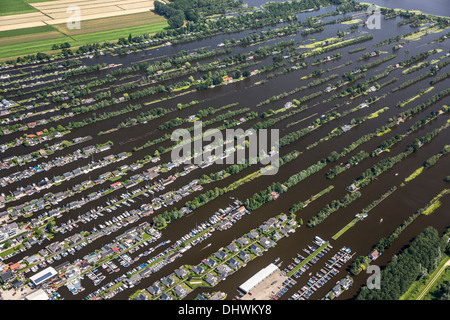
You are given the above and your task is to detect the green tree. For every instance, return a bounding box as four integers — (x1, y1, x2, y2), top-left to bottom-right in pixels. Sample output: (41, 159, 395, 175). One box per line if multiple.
(168, 12, 185, 29)
(242, 70, 251, 77)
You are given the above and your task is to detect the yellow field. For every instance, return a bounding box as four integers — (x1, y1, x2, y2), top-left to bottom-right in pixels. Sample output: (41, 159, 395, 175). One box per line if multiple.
(0, 30, 62, 47)
(54, 11, 165, 36)
(0, 0, 155, 32)
(341, 19, 362, 24)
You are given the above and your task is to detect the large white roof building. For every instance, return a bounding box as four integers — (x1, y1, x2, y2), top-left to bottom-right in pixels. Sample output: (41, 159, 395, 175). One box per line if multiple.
(238, 263, 279, 294)
(29, 266, 57, 287)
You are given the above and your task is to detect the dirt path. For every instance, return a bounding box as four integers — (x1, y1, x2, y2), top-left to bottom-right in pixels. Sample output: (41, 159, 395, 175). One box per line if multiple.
(417, 258, 450, 300)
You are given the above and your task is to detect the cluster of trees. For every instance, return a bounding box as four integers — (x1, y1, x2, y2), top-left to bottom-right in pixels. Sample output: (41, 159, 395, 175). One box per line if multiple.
(260, 61, 288, 75)
(114, 82, 139, 94)
(158, 117, 185, 130)
(134, 133, 171, 152)
(200, 151, 299, 185)
(358, 54, 396, 71)
(349, 256, 369, 276)
(304, 34, 373, 58)
(349, 47, 365, 54)
(352, 125, 444, 189)
(398, 49, 438, 68)
(284, 159, 328, 190)
(253, 40, 295, 60)
(127, 84, 167, 100)
(407, 109, 446, 136)
(430, 281, 450, 300)
(109, 62, 149, 76)
(11, 74, 96, 98)
(78, 76, 116, 91)
(200, 108, 251, 128)
(434, 55, 450, 74)
(430, 71, 450, 85)
(336, 1, 366, 13)
(196, 69, 230, 90)
(149, 48, 231, 77)
(93, 90, 111, 101)
(339, 71, 366, 85)
(67, 104, 142, 130)
(326, 150, 370, 179)
(358, 50, 380, 60)
(154, 1, 193, 28)
(176, 100, 199, 110)
(311, 111, 340, 128)
(154, 0, 243, 28)
(306, 191, 361, 227)
(117, 107, 167, 130)
(11, 52, 50, 64)
(381, 77, 398, 89)
(403, 61, 430, 75)
(369, 66, 395, 82)
(392, 69, 433, 91)
(374, 34, 403, 47)
(253, 106, 307, 131)
(357, 227, 447, 300)
(263, 0, 330, 16)
(71, 98, 117, 115)
(394, 88, 450, 119)
(220, 24, 299, 48)
(311, 15, 352, 30)
(186, 186, 227, 211)
(312, 53, 341, 65)
(257, 85, 306, 106)
(279, 127, 312, 147)
(301, 26, 324, 36)
(288, 185, 334, 214)
(424, 145, 450, 167)
(63, 63, 106, 78)
(336, 80, 372, 97)
(42, 59, 81, 72)
(244, 182, 286, 211)
(51, 42, 71, 50)
(197, 103, 236, 119)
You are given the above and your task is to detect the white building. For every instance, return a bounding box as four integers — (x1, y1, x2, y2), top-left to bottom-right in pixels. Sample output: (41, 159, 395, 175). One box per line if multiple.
(0, 222, 19, 242)
(238, 263, 279, 294)
(29, 267, 57, 287)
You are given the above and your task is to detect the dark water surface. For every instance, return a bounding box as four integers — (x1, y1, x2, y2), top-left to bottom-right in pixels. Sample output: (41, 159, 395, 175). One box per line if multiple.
(1, 2, 449, 301)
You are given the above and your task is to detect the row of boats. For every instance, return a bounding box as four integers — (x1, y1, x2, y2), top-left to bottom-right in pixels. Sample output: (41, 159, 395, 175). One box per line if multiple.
(86, 269, 106, 286)
(289, 246, 354, 300)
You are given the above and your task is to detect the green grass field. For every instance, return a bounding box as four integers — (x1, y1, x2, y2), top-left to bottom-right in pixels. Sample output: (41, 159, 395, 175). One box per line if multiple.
(0, 20, 168, 60)
(332, 217, 359, 240)
(23, 0, 58, 3)
(0, 25, 55, 39)
(0, 3, 168, 61)
(0, 0, 37, 16)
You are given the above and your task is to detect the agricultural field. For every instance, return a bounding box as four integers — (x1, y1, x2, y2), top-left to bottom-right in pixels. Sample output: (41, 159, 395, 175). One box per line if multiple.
(0, 0, 449, 308)
(0, 0, 164, 60)
(0, 11, 167, 60)
(0, 0, 39, 16)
